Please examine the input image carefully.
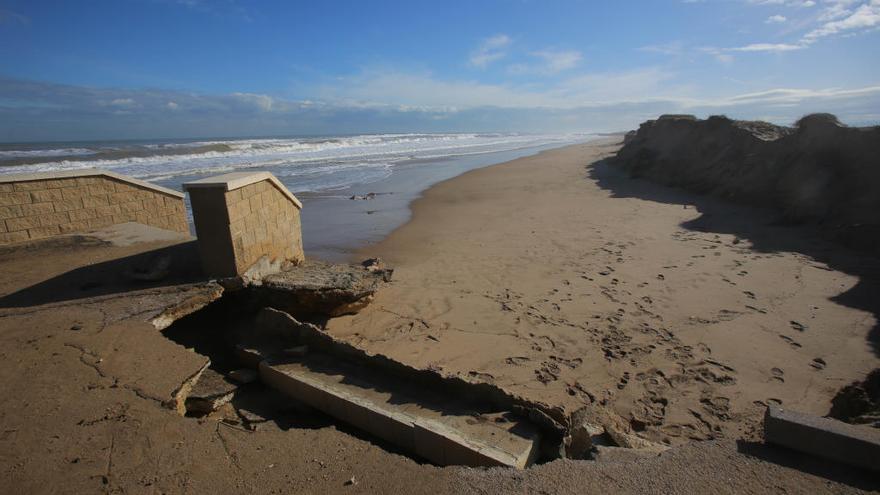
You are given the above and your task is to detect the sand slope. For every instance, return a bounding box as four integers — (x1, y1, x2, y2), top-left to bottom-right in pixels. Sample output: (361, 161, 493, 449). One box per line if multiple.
(327, 138, 880, 445)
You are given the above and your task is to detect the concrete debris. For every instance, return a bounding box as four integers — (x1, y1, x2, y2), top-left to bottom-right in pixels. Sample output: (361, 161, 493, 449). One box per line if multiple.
(605, 425, 669, 453)
(764, 404, 880, 471)
(252, 260, 388, 317)
(228, 368, 259, 384)
(185, 368, 239, 415)
(829, 367, 880, 427)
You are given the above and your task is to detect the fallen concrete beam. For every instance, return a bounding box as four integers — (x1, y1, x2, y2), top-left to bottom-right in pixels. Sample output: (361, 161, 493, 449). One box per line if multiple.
(259, 358, 540, 469)
(764, 404, 880, 471)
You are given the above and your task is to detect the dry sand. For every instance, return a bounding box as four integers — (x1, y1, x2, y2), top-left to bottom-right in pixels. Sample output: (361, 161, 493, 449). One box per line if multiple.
(327, 138, 880, 445)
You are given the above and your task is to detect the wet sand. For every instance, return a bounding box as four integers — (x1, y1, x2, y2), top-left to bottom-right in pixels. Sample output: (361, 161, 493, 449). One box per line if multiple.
(297, 143, 582, 261)
(326, 138, 880, 445)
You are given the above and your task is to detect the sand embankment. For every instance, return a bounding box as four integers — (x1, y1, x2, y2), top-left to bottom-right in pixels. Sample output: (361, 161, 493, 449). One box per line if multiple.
(613, 114, 880, 254)
(326, 137, 880, 447)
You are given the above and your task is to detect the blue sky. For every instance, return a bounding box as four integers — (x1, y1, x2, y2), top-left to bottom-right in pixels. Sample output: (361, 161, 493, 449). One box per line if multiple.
(0, 0, 878, 141)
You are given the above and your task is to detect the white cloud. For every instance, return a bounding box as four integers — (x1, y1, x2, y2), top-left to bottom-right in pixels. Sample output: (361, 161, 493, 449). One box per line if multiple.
(533, 50, 582, 73)
(730, 42, 804, 51)
(725, 0, 878, 54)
(766, 14, 788, 22)
(818, 0, 859, 21)
(469, 34, 512, 68)
(748, 0, 815, 6)
(803, 0, 880, 42)
(232, 92, 275, 111)
(166, 101, 179, 110)
(639, 41, 685, 56)
(508, 49, 583, 75)
(107, 98, 136, 107)
(316, 67, 680, 109)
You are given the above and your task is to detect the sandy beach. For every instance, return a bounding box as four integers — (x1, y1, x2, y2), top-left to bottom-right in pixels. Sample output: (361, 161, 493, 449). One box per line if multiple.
(327, 137, 880, 445)
(1, 138, 878, 493)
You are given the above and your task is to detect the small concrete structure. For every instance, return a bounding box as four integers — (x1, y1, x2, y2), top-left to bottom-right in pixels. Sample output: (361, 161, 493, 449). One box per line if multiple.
(183, 172, 303, 278)
(764, 404, 880, 471)
(0, 169, 188, 245)
(260, 357, 541, 469)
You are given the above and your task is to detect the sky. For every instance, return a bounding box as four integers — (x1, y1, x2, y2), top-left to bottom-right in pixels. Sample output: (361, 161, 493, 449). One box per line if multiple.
(0, 0, 878, 142)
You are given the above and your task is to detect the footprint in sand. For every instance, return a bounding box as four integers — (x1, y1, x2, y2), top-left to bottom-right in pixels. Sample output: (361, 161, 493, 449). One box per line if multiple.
(504, 356, 530, 366)
(770, 367, 785, 383)
(742, 291, 756, 299)
(657, 274, 665, 280)
(779, 335, 803, 348)
(617, 371, 631, 390)
(789, 321, 808, 332)
(810, 358, 826, 370)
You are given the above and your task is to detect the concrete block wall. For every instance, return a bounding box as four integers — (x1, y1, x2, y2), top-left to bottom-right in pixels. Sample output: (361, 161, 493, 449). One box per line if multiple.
(184, 172, 303, 278)
(0, 169, 188, 245)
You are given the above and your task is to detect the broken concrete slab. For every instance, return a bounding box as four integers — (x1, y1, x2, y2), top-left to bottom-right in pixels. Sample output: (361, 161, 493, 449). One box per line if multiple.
(259, 355, 541, 469)
(251, 260, 387, 317)
(185, 368, 239, 415)
(764, 404, 880, 471)
(228, 368, 258, 384)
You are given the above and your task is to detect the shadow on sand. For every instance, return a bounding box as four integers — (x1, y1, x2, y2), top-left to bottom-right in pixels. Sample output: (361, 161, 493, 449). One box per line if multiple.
(588, 158, 880, 357)
(0, 238, 207, 308)
(735, 440, 879, 490)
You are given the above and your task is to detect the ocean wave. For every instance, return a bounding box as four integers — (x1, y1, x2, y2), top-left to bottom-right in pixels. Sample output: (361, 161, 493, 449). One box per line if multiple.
(0, 132, 589, 192)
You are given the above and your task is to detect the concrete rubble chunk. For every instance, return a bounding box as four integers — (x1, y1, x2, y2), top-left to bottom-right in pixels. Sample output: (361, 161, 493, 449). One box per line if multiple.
(228, 368, 258, 384)
(185, 368, 239, 414)
(605, 425, 669, 453)
(764, 404, 880, 471)
(253, 260, 387, 317)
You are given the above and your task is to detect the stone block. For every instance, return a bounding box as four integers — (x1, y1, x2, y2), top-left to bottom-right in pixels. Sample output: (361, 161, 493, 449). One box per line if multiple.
(28, 224, 61, 240)
(0, 184, 13, 192)
(52, 198, 84, 212)
(764, 404, 880, 471)
(95, 204, 122, 218)
(88, 216, 114, 229)
(0, 230, 29, 244)
(6, 216, 41, 232)
(19, 202, 55, 217)
(0, 205, 23, 219)
(119, 200, 144, 213)
(59, 221, 91, 234)
(0, 220, 5, 233)
(82, 194, 110, 208)
(69, 208, 98, 221)
(29, 188, 64, 203)
(39, 211, 70, 227)
(88, 182, 116, 195)
(0, 192, 33, 206)
(12, 181, 46, 191)
(61, 186, 89, 200)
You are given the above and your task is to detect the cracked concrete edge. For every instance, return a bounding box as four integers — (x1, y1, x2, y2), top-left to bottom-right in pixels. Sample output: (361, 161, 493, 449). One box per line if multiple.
(151, 283, 225, 330)
(169, 360, 212, 415)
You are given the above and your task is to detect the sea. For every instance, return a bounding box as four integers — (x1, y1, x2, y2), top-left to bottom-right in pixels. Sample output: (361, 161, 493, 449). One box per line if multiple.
(0, 132, 591, 259)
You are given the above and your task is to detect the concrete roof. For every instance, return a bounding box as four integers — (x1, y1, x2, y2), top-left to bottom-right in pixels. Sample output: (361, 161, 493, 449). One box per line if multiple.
(183, 171, 303, 209)
(0, 168, 185, 199)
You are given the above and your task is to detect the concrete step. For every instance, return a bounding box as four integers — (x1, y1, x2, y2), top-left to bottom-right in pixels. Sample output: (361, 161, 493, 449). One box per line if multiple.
(259, 355, 541, 469)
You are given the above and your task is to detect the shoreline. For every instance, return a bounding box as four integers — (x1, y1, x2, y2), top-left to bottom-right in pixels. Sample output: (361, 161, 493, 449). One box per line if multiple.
(328, 137, 880, 446)
(297, 140, 591, 262)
